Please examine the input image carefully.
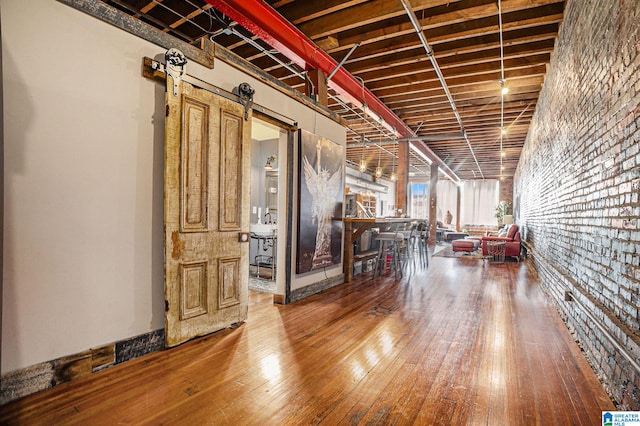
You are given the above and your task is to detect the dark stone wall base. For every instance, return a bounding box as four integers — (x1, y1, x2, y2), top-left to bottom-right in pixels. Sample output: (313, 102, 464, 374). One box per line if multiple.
(289, 274, 344, 303)
(115, 329, 165, 364)
(1, 329, 165, 406)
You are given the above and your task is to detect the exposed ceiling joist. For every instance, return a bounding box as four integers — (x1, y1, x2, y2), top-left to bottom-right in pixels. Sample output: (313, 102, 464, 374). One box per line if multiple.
(99, 0, 565, 181)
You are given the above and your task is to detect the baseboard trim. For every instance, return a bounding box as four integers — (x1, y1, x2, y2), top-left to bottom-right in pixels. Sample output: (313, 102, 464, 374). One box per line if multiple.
(1, 329, 165, 405)
(288, 274, 345, 303)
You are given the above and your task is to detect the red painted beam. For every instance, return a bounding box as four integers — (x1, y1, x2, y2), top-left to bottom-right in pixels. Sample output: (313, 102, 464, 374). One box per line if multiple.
(204, 0, 411, 138)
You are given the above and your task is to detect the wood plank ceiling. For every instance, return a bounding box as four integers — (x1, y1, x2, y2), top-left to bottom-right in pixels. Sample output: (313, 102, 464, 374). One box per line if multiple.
(103, 0, 565, 182)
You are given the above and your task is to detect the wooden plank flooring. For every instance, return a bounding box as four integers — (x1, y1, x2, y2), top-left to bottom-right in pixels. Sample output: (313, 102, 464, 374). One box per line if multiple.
(1, 255, 614, 424)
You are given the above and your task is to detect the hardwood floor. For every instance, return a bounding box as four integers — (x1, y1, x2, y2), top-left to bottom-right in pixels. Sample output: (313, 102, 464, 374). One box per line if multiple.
(1, 255, 614, 424)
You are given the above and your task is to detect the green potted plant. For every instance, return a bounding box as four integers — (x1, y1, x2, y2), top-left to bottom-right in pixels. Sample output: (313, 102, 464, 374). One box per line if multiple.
(494, 201, 510, 226)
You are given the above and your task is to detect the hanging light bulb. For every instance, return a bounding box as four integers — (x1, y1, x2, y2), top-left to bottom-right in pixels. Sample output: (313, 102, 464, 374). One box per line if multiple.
(375, 142, 382, 177)
(500, 80, 509, 95)
(390, 139, 397, 180)
(498, 1, 507, 180)
(358, 134, 367, 172)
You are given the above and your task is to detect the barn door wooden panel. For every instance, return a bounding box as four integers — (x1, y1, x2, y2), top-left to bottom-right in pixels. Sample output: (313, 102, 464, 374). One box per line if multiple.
(164, 77, 250, 347)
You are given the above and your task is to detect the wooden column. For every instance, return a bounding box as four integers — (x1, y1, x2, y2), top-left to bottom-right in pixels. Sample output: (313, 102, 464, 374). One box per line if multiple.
(306, 69, 328, 107)
(429, 163, 438, 244)
(395, 142, 409, 216)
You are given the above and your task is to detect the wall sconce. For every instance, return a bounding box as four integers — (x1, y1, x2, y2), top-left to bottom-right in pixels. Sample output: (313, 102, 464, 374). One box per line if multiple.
(264, 155, 276, 170)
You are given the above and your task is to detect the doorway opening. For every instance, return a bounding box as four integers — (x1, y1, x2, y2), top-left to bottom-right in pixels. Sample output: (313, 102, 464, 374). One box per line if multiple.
(249, 118, 288, 295)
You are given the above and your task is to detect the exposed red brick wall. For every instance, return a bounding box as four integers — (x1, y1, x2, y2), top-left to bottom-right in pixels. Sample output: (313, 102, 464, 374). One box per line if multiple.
(514, 0, 640, 409)
(499, 177, 513, 208)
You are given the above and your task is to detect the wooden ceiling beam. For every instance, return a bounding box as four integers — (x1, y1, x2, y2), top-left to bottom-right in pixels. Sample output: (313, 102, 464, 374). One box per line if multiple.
(344, 37, 556, 75)
(326, 8, 561, 60)
(239, 14, 560, 82)
(108, 0, 567, 181)
(297, 0, 460, 39)
(382, 95, 536, 115)
(359, 53, 550, 89)
(390, 89, 541, 112)
(360, 52, 551, 87)
(298, 0, 562, 40)
(404, 115, 535, 132)
(303, 61, 546, 99)
(371, 65, 547, 98)
(421, 109, 520, 126)
(390, 78, 543, 100)
(274, 0, 368, 25)
(363, 77, 544, 105)
(417, 118, 533, 131)
(401, 96, 538, 113)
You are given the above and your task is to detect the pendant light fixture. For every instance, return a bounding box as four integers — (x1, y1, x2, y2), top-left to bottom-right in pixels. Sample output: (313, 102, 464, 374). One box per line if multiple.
(358, 134, 367, 172)
(498, 0, 506, 177)
(375, 141, 383, 178)
(390, 141, 397, 181)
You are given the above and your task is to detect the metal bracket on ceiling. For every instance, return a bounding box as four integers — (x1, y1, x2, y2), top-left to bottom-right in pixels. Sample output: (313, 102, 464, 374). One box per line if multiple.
(165, 48, 187, 97)
(233, 82, 255, 121)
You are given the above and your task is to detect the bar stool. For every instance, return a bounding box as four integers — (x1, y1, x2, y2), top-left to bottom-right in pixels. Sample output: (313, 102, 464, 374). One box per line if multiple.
(373, 230, 405, 280)
(416, 221, 429, 267)
(396, 222, 421, 270)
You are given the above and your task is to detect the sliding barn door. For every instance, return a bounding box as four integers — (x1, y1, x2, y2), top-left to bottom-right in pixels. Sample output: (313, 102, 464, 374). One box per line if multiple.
(164, 78, 250, 347)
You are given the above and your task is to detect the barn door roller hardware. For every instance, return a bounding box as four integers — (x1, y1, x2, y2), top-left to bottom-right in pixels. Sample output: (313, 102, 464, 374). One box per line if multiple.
(233, 83, 255, 121)
(143, 52, 294, 127)
(165, 48, 187, 97)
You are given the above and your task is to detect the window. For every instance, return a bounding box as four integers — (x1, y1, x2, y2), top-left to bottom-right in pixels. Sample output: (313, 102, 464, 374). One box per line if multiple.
(410, 183, 429, 218)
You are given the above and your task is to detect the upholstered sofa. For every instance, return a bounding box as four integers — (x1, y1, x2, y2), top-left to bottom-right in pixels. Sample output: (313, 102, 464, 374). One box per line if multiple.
(481, 224, 521, 260)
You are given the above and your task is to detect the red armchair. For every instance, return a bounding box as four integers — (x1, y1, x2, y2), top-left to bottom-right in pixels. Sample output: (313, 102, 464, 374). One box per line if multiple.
(481, 224, 521, 260)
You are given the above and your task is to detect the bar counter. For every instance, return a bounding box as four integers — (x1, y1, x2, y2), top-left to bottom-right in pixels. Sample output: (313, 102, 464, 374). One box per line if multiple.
(343, 217, 414, 283)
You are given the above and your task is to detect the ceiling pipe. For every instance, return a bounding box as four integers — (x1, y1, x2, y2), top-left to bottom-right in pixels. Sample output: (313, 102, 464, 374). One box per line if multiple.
(327, 42, 360, 82)
(330, 93, 460, 182)
(205, 0, 407, 136)
(347, 134, 463, 146)
(204, 0, 460, 183)
(399, 0, 484, 180)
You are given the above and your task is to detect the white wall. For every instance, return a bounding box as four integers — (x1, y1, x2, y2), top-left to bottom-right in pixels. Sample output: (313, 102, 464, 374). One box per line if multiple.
(2, 0, 166, 373)
(376, 178, 396, 216)
(2, 0, 345, 373)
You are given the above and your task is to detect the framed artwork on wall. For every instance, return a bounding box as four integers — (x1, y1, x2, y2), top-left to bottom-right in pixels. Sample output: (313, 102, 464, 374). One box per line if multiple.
(296, 129, 344, 274)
